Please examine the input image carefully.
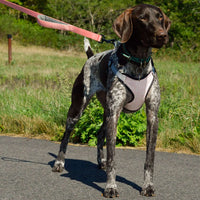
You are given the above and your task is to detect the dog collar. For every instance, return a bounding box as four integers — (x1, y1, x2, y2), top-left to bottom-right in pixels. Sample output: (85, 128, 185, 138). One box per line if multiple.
(121, 44, 151, 65)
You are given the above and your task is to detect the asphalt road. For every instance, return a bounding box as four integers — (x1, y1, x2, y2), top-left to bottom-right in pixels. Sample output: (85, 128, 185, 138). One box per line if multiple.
(0, 136, 199, 200)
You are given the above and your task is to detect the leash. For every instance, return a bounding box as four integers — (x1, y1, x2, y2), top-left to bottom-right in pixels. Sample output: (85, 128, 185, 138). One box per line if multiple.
(0, 0, 104, 42)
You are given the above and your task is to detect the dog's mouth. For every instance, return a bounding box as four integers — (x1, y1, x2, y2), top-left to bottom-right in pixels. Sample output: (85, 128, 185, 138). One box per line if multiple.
(152, 39, 166, 48)
(141, 35, 168, 48)
(138, 27, 168, 48)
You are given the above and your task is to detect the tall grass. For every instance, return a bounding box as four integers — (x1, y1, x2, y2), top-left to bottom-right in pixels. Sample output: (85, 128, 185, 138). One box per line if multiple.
(157, 59, 200, 153)
(0, 42, 199, 153)
(0, 42, 85, 138)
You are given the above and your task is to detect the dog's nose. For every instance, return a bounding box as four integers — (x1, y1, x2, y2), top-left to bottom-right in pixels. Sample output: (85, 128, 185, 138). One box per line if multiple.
(156, 29, 167, 40)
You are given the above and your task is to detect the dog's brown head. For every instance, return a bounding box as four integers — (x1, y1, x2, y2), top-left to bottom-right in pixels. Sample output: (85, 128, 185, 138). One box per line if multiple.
(113, 4, 171, 48)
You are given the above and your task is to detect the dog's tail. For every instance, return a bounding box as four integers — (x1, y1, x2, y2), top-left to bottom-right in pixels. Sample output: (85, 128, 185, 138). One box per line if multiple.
(84, 37, 94, 59)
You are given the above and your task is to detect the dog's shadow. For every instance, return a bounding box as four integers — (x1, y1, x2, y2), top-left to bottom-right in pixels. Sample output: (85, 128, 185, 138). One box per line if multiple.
(48, 153, 142, 193)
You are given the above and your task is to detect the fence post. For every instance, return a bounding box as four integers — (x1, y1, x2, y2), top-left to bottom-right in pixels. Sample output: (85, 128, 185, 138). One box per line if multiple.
(7, 34, 12, 64)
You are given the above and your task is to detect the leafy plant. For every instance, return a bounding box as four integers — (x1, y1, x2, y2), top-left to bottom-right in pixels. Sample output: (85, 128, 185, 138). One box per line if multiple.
(72, 98, 104, 145)
(117, 109, 146, 146)
(71, 97, 146, 147)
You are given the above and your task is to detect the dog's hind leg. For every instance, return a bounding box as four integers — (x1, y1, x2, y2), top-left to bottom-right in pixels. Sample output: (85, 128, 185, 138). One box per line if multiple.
(97, 118, 106, 170)
(96, 91, 107, 170)
(52, 70, 92, 172)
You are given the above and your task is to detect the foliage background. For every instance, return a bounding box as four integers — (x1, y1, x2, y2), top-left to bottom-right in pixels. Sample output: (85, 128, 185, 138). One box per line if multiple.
(0, 0, 199, 61)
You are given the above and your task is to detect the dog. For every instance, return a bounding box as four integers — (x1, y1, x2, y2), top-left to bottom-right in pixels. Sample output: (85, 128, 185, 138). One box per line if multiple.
(52, 4, 171, 198)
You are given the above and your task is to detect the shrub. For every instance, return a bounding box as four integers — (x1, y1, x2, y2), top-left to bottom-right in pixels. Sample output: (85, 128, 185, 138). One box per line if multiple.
(71, 97, 146, 147)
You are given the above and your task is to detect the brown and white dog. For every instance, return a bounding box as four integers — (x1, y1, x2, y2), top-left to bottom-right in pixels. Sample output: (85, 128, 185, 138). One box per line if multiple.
(52, 4, 171, 198)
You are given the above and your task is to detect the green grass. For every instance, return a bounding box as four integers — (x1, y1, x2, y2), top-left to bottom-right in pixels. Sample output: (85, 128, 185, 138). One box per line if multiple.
(0, 42, 199, 153)
(157, 59, 200, 153)
(0, 42, 85, 137)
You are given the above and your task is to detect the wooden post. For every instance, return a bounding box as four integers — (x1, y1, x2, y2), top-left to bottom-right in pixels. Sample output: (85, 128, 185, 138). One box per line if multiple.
(7, 34, 12, 64)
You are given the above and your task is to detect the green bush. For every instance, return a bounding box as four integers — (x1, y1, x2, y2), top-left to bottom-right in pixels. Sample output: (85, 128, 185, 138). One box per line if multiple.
(71, 97, 146, 147)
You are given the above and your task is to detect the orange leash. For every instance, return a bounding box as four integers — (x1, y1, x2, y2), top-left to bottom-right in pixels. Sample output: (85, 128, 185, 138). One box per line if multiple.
(0, 0, 102, 42)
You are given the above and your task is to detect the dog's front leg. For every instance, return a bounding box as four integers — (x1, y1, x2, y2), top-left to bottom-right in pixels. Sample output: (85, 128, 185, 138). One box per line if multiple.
(103, 115, 119, 198)
(141, 77, 160, 197)
(103, 81, 126, 198)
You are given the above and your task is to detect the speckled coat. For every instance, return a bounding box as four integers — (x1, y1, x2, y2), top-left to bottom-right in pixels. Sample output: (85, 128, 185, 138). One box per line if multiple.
(52, 4, 171, 198)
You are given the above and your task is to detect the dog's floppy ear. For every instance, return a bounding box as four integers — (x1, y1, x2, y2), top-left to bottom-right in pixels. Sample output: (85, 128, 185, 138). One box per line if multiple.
(160, 9, 171, 32)
(163, 13, 171, 32)
(113, 8, 134, 43)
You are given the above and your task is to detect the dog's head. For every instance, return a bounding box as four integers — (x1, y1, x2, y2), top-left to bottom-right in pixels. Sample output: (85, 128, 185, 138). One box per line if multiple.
(113, 4, 171, 48)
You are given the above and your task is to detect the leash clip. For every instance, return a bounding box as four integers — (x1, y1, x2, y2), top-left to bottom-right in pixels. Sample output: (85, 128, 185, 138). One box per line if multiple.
(99, 35, 116, 45)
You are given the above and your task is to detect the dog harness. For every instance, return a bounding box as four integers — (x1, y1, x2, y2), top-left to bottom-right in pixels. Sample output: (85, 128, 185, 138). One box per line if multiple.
(109, 44, 154, 112)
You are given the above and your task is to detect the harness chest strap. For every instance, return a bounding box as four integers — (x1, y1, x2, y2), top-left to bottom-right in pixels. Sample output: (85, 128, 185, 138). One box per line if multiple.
(110, 62, 154, 112)
(123, 72, 154, 111)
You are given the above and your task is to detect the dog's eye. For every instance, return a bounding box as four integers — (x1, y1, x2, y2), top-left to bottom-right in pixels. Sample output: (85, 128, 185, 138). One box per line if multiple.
(159, 15, 163, 21)
(139, 15, 147, 21)
(156, 13, 163, 21)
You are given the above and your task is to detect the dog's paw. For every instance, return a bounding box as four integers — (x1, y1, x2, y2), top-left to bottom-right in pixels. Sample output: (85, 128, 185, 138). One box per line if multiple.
(103, 188, 119, 198)
(141, 185, 155, 197)
(52, 160, 64, 172)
